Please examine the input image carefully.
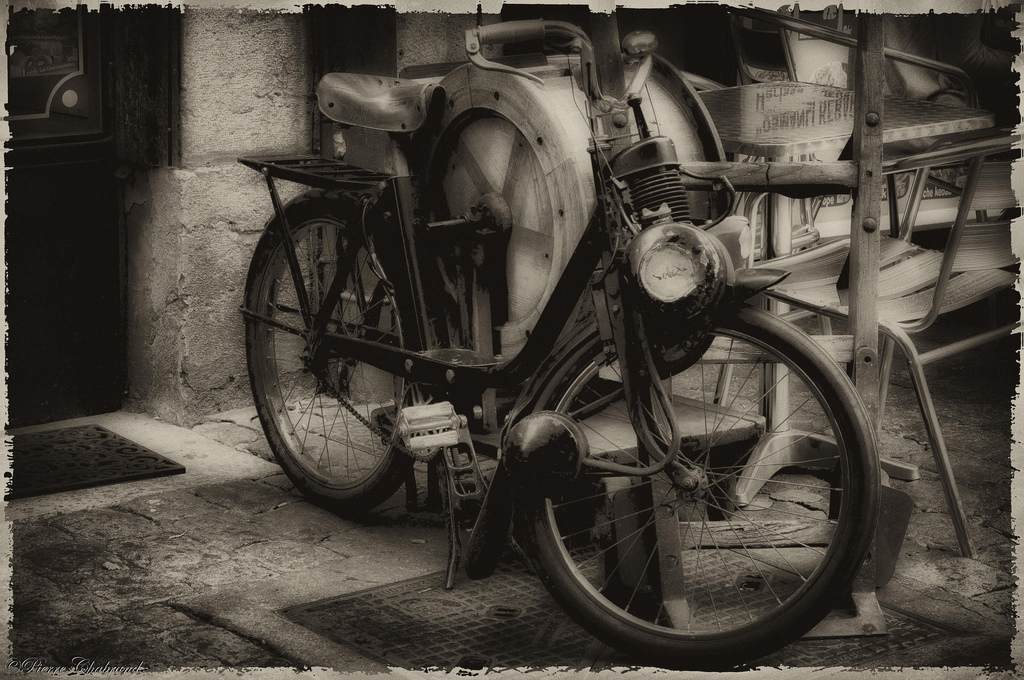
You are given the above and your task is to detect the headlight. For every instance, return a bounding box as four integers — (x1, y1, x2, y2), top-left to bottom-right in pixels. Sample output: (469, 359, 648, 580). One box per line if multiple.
(621, 220, 731, 378)
(637, 241, 706, 303)
(618, 220, 733, 376)
(627, 221, 726, 320)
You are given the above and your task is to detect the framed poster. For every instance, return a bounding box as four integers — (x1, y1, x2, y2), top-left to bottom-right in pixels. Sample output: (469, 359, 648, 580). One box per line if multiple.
(7, 6, 104, 139)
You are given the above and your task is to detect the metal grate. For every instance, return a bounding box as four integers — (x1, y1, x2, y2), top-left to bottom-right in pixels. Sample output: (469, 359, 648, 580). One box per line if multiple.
(283, 561, 599, 671)
(283, 561, 961, 671)
(757, 603, 955, 668)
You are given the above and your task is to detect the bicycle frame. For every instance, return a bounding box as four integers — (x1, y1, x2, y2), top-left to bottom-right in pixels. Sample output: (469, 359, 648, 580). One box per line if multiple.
(239, 49, 772, 444)
(239, 155, 609, 398)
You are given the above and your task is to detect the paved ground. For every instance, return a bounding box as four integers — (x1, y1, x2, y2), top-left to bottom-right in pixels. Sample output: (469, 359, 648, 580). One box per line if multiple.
(6, 303, 1019, 676)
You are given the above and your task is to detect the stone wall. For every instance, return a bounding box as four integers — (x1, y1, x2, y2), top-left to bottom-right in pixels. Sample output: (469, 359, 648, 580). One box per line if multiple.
(396, 12, 495, 73)
(125, 8, 311, 425)
(124, 8, 489, 426)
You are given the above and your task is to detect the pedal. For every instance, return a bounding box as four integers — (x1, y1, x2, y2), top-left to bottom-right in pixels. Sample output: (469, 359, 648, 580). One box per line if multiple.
(444, 441, 487, 502)
(396, 402, 467, 454)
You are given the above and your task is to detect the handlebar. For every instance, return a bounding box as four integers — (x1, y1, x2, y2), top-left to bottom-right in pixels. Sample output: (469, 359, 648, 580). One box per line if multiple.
(471, 20, 589, 49)
(473, 20, 546, 46)
(465, 20, 609, 104)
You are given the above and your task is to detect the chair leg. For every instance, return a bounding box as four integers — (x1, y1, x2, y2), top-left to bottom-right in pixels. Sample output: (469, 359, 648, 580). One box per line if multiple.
(875, 333, 921, 483)
(876, 334, 895, 431)
(882, 321, 976, 558)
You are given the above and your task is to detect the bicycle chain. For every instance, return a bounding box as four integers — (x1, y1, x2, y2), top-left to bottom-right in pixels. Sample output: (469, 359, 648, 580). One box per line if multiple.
(326, 384, 441, 463)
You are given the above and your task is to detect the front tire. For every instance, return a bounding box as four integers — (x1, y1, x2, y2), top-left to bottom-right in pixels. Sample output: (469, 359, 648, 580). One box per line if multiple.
(517, 306, 878, 668)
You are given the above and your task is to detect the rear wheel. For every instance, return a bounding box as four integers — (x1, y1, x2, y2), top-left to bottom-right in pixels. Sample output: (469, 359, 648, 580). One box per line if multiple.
(518, 306, 878, 668)
(244, 191, 411, 513)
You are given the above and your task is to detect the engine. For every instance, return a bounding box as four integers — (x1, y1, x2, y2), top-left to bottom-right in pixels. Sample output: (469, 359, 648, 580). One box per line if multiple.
(610, 136, 692, 226)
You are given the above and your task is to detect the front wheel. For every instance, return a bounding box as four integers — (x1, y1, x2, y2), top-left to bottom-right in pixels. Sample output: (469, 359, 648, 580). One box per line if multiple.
(517, 306, 878, 668)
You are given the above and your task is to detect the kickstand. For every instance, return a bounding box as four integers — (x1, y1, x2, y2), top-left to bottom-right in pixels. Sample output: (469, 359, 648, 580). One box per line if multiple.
(404, 461, 418, 512)
(436, 456, 461, 590)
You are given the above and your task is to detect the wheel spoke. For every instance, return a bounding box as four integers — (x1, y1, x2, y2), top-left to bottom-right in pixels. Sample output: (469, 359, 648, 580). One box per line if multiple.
(246, 211, 405, 507)
(535, 317, 872, 651)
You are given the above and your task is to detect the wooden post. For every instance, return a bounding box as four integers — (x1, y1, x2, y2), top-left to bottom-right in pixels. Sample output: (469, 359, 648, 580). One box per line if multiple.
(848, 14, 884, 421)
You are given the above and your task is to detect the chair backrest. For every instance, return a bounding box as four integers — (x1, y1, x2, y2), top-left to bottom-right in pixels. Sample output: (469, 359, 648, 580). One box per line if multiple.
(727, 13, 790, 84)
(777, 4, 856, 88)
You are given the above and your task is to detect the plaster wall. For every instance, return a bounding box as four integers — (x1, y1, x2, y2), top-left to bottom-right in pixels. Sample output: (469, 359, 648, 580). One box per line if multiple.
(127, 10, 482, 425)
(126, 8, 311, 425)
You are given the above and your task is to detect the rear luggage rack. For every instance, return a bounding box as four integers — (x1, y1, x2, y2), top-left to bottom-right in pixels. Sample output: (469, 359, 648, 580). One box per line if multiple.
(238, 155, 393, 194)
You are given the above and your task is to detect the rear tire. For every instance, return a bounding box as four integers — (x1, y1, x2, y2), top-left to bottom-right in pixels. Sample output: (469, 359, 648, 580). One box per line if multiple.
(244, 190, 411, 514)
(517, 306, 878, 668)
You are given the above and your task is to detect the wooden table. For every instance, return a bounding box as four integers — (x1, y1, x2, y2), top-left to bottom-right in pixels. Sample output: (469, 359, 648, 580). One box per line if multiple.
(699, 79, 996, 421)
(700, 82, 994, 158)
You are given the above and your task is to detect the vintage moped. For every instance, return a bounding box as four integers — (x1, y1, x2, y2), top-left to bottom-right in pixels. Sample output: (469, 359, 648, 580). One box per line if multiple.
(238, 19, 878, 667)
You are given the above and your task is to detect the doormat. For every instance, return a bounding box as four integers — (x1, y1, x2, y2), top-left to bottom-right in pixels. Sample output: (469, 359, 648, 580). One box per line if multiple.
(282, 561, 961, 671)
(6, 424, 186, 500)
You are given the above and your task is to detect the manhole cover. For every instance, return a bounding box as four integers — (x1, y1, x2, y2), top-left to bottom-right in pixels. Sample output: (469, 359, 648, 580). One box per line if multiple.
(283, 562, 962, 671)
(755, 604, 959, 668)
(282, 561, 599, 670)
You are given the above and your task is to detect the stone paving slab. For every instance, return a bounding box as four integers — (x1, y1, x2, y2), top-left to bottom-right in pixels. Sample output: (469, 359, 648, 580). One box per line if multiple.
(7, 415, 453, 672)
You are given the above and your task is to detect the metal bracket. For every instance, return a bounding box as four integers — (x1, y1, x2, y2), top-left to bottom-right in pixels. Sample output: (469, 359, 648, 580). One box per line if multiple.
(803, 480, 914, 637)
(803, 551, 888, 638)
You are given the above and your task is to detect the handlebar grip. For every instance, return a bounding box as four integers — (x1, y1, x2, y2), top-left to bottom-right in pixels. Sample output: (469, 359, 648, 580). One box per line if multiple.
(475, 20, 546, 46)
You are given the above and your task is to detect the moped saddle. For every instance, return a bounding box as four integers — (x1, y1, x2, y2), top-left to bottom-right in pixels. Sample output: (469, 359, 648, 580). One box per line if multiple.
(316, 72, 445, 133)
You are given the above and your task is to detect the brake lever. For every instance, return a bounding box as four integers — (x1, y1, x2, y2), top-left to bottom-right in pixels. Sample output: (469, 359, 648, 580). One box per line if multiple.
(465, 30, 545, 85)
(621, 30, 659, 100)
(623, 54, 654, 101)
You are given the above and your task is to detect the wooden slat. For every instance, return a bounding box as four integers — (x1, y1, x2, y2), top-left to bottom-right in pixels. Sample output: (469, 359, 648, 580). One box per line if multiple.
(765, 236, 944, 298)
(581, 394, 765, 454)
(767, 268, 1016, 325)
(878, 269, 1017, 323)
(951, 221, 1018, 272)
(971, 161, 1016, 212)
(679, 519, 834, 549)
(759, 238, 851, 289)
(877, 249, 943, 301)
(676, 161, 858, 197)
(702, 335, 853, 364)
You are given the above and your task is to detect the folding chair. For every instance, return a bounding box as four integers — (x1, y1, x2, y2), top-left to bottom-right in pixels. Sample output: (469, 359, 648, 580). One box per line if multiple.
(761, 130, 1019, 558)
(715, 7, 1019, 558)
